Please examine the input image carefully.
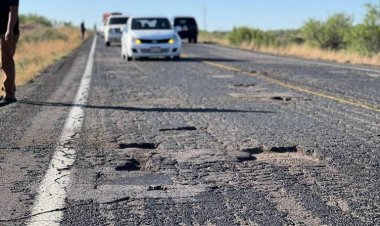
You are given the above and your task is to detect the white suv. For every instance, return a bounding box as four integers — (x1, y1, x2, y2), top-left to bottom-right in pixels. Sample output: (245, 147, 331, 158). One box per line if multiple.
(121, 17, 181, 60)
(104, 15, 129, 46)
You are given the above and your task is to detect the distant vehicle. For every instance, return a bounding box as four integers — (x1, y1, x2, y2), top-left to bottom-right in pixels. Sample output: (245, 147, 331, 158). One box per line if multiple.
(103, 12, 122, 25)
(173, 17, 198, 43)
(121, 16, 182, 61)
(104, 15, 129, 46)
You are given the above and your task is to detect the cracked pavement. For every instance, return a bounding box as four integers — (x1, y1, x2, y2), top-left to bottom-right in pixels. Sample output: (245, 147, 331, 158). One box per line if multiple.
(0, 37, 379, 225)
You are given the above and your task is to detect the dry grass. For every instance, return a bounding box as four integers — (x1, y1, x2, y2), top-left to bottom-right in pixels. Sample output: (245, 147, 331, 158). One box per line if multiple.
(11, 26, 83, 86)
(200, 35, 380, 67)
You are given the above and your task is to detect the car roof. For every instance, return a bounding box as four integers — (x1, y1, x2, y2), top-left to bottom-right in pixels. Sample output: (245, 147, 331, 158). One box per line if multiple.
(174, 16, 196, 19)
(108, 15, 129, 19)
(130, 16, 170, 20)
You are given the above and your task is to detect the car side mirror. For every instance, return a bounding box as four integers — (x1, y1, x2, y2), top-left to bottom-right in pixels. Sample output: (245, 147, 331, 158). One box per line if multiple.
(175, 26, 182, 33)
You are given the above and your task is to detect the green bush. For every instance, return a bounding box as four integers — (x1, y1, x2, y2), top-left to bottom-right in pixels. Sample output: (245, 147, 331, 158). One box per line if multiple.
(19, 14, 52, 27)
(349, 3, 380, 55)
(228, 27, 295, 48)
(302, 13, 352, 50)
(228, 27, 254, 45)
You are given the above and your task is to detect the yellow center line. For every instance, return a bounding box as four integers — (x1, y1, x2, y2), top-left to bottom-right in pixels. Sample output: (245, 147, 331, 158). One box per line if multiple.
(202, 60, 380, 113)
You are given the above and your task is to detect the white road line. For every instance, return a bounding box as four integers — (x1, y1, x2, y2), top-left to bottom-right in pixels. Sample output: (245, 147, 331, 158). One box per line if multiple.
(28, 36, 97, 226)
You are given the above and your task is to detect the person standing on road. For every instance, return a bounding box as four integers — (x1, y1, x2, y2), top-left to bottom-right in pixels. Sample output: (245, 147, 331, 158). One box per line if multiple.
(0, 0, 19, 106)
(80, 21, 86, 40)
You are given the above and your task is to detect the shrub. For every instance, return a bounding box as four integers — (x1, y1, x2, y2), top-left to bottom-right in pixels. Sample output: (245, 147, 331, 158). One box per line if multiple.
(349, 3, 380, 55)
(19, 14, 53, 27)
(302, 13, 352, 50)
(228, 27, 254, 45)
(228, 27, 292, 48)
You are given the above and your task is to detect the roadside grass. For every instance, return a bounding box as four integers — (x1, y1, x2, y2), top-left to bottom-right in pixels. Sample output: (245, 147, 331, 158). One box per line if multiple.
(199, 32, 380, 67)
(13, 26, 83, 86)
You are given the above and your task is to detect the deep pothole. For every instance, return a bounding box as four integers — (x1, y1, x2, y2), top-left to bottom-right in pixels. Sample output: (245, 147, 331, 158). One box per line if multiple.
(115, 159, 141, 171)
(242, 146, 301, 154)
(159, 126, 197, 132)
(119, 143, 159, 150)
(272, 96, 292, 101)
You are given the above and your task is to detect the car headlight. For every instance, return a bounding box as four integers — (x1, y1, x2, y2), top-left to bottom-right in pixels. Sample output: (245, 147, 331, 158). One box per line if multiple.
(132, 37, 142, 45)
(168, 36, 178, 44)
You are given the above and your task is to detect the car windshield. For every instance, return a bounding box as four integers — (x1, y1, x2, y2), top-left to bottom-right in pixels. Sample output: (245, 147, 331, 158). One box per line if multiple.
(109, 17, 128, 25)
(132, 18, 172, 30)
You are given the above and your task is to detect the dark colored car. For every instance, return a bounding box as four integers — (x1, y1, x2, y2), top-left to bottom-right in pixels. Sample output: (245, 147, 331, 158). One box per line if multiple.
(174, 17, 198, 43)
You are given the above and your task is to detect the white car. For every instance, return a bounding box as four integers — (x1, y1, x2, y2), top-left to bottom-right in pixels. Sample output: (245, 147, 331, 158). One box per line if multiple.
(121, 16, 182, 60)
(104, 15, 129, 46)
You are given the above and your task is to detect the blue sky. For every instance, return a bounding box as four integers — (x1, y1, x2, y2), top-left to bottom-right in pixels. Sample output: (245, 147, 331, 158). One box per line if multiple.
(20, 0, 379, 31)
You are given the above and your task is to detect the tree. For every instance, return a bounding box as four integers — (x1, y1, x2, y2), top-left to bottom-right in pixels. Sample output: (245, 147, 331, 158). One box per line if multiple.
(302, 13, 352, 50)
(349, 3, 380, 55)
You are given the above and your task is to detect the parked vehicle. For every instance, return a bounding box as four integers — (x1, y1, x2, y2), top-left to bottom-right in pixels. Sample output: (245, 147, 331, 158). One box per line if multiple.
(121, 16, 182, 60)
(104, 15, 129, 46)
(173, 17, 198, 43)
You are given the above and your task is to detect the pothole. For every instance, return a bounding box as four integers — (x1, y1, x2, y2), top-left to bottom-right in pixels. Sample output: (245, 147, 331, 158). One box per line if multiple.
(233, 83, 256, 88)
(229, 151, 256, 162)
(148, 185, 168, 191)
(115, 159, 141, 171)
(119, 143, 159, 150)
(241, 147, 264, 155)
(242, 146, 300, 154)
(159, 126, 197, 132)
(241, 145, 319, 165)
(272, 96, 292, 101)
(271, 146, 298, 153)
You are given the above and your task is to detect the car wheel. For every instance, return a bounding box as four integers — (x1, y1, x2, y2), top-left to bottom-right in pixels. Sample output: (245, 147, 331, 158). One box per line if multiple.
(188, 38, 192, 43)
(193, 37, 198, 43)
(127, 55, 133, 61)
(106, 41, 110, 47)
(173, 55, 180, 60)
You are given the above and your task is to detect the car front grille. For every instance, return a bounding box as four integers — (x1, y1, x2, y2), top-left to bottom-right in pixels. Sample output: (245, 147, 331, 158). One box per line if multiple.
(140, 39, 170, 44)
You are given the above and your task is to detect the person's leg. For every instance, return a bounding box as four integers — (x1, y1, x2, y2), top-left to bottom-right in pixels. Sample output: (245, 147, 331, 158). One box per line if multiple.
(0, 35, 19, 99)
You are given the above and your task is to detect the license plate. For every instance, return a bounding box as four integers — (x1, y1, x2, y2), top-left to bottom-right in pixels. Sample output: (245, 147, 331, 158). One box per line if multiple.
(150, 47, 161, 53)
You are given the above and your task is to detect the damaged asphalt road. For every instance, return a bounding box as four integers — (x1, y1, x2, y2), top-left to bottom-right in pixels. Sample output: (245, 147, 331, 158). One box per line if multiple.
(0, 36, 379, 225)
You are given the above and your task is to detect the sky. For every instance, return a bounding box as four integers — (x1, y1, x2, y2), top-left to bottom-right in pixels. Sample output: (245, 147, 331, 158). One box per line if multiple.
(20, 0, 380, 31)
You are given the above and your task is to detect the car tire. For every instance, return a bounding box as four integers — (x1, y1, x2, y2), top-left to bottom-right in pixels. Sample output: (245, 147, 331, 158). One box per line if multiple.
(173, 55, 180, 60)
(106, 41, 110, 47)
(188, 38, 192, 43)
(127, 55, 133, 61)
(193, 37, 198, 43)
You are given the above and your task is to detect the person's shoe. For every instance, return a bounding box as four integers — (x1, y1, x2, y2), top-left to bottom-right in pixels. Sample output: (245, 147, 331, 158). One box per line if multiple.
(0, 97, 17, 107)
